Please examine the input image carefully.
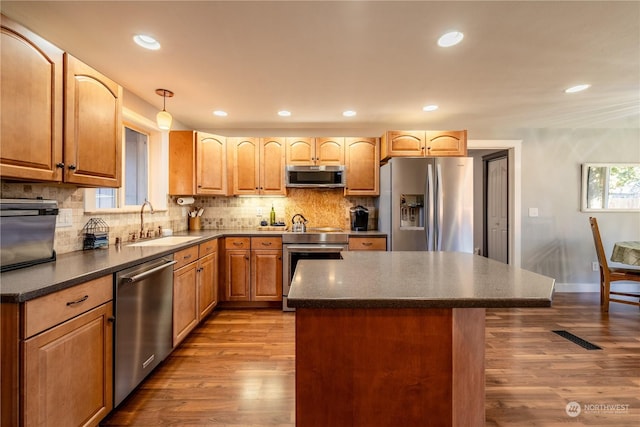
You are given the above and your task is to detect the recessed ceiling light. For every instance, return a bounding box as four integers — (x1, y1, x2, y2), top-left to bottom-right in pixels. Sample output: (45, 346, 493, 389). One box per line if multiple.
(565, 84, 591, 93)
(133, 34, 160, 50)
(437, 31, 464, 47)
(213, 110, 228, 117)
(278, 110, 291, 117)
(422, 105, 439, 112)
(342, 110, 357, 117)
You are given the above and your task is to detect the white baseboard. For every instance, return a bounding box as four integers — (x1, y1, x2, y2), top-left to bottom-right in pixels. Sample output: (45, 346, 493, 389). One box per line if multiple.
(554, 282, 640, 293)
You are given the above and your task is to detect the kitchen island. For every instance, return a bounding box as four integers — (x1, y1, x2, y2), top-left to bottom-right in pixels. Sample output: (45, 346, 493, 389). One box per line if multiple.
(287, 251, 555, 427)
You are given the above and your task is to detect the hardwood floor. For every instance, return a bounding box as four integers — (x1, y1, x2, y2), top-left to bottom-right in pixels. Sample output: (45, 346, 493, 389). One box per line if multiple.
(101, 293, 640, 426)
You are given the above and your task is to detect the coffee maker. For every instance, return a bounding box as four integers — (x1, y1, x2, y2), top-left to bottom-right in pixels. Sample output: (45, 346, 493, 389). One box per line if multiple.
(350, 206, 369, 231)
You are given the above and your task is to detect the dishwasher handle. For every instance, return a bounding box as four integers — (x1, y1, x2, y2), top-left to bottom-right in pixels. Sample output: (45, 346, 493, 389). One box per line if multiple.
(122, 260, 177, 283)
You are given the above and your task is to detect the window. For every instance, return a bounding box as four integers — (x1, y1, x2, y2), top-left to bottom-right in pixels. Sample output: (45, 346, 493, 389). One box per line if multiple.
(85, 106, 168, 214)
(582, 163, 640, 212)
(92, 126, 149, 209)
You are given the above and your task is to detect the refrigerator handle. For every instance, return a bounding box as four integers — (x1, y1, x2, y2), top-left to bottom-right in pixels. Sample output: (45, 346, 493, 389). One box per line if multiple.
(436, 162, 443, 251)
(426, 164, 434, 251)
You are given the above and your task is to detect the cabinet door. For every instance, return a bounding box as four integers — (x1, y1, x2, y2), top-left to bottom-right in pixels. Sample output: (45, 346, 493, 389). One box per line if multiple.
(225, 249, 251, 301)
(168, 130, 196, 195)
(64, 53, 122, 187)
(230, 137, 260, 195)
(260, 137, 286, 195)
(173, 262, 198, 347)
(425, 130, 467, 157)
(344, 137, 379, 196)
(251, 249, 283, 301)
(23, 302, 113, 427)
(286, 137, 314, 165)
(316, 137, 345, 165)
(197, 132, 227, 195)
(382, 131, 425, 158)
(198, 251, 218, 319)
(1, 15, 63, 182)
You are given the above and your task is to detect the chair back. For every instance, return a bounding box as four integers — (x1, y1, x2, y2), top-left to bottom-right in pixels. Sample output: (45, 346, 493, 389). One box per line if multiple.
(589, 217, 609, 272)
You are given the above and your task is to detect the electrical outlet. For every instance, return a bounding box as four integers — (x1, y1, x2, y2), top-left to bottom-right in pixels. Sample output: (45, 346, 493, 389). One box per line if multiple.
(592, 261, 599, 272)
(256, 207, 263, 217)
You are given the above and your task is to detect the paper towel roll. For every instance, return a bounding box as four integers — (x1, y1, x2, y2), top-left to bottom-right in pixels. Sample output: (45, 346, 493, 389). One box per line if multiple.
(177, 197, 195, 206)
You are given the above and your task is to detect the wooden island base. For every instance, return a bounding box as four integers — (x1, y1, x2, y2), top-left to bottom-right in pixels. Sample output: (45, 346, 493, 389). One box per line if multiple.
(295, 307, 485, 427)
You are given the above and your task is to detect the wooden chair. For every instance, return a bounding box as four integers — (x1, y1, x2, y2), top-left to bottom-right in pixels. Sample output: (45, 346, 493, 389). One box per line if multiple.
(589, 217, 640, 312)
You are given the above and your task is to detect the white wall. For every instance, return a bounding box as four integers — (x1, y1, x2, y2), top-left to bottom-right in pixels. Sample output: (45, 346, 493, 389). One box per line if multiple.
(517, 128, 640, 291)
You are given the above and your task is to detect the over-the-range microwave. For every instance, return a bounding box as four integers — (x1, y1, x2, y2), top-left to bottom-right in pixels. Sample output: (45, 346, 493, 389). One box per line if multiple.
(285, 165, 346, 188)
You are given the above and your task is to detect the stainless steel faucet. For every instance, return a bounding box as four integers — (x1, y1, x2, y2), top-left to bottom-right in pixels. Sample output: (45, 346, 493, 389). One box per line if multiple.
(140, 199, 154, 237)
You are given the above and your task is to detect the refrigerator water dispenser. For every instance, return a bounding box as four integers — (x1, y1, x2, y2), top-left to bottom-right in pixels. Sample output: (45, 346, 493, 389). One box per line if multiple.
(400, 194, 424, 228)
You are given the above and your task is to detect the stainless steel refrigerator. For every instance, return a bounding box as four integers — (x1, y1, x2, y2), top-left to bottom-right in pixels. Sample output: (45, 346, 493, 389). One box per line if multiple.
(377, 157, 473, 252)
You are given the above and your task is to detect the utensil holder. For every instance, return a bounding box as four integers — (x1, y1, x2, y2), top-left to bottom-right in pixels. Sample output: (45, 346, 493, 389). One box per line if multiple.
(188, 217, 201, 231)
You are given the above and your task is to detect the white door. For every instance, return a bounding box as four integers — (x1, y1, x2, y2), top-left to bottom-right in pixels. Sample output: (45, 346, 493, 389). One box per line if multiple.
(487, 157, 508, 263)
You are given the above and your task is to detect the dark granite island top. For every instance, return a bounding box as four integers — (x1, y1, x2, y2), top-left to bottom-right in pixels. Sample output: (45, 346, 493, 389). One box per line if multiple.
(287, 251, 555, 309)
(288, 251, 555, 427)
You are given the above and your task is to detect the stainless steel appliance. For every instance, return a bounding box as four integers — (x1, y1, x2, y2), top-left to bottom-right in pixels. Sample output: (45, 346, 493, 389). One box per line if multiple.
(350, 205, 369, 231)
(282, 230, 348, 311)
(114, 256, 176, 407)
(378, 157, 473, 252)
(285, 165, 346, 188)
(0, 198, 58, 271)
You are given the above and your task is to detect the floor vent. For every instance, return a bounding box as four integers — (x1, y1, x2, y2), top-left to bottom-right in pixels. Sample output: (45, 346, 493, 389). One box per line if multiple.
(552, 330, 602, 350)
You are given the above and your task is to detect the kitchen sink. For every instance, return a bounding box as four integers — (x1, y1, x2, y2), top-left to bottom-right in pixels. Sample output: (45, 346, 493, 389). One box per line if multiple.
(127, 236, 201, 247)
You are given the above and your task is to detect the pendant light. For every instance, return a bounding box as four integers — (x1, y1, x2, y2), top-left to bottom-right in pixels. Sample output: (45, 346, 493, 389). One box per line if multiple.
(155, 89, 174, 130)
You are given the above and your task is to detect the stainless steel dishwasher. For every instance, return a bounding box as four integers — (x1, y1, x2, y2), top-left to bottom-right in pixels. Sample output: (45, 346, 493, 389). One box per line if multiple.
(114, 256, 176, 407)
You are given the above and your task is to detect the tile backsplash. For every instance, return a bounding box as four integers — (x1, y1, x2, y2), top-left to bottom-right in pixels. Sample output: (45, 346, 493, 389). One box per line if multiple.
(1, 181, 377, 255)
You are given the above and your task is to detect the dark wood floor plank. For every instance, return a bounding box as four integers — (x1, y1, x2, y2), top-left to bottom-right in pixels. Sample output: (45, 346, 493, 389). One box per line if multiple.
(101, 293, 640, 426)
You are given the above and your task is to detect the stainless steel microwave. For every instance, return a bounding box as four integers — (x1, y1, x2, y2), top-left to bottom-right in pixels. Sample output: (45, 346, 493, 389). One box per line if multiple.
(285, 165, 346, 188)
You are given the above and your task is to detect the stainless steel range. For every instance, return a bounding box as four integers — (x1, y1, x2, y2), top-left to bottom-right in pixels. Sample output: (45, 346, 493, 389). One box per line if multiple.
(282, 228, 348, 311)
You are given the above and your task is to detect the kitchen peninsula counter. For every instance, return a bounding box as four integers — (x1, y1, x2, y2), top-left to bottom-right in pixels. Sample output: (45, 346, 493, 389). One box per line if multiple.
(288, 251, 554, 427)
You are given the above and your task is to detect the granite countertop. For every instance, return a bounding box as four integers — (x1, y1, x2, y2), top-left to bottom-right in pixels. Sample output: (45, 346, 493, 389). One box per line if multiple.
(0, 228, 386, 303)
(287, 251, 555, 309)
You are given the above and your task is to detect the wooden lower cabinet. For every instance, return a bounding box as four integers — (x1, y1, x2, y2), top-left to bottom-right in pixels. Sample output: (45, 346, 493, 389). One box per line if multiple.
(23, 302, 113, 427)
(223, 237, 282, 302)
(173, 241, 220, 347)
(198, 250, 219, 318)
(348, 236, 387, 251)
(173, 260, 199, 347)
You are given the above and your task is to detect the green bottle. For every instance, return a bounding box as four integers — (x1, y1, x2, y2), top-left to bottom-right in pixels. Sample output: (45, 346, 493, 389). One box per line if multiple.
(269, 204, 276, 225)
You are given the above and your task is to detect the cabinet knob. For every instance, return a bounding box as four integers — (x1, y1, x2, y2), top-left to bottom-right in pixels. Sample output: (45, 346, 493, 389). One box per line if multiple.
(68, 164, 77, 170)
(55, 162, 65, 169)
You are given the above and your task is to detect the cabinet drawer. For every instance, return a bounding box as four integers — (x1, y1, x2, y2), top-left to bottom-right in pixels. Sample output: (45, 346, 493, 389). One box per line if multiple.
(174, 245, 199, 269)
(24, 275, 112, 338)
(349, 237, 387, 251)
(251, 237, 282, 249)
(225, 237, 250, 250)
(199, 239, 218, 257)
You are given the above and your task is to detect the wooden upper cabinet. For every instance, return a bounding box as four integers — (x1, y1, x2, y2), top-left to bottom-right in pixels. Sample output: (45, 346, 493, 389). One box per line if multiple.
(381, 130, 467, 160)
(230, 137, 285, 196)
(64, 54, 122, 187)
(344, 137, 379, 196)
(285, 137, 314, 165)
(315, 137, 345, 165)
(260, 137, 286, 195)
(286, 137, 345, 166)
(169, 130, 227, 195)
(381, 131, 425, 159)
(425, 130, 467, 156)
(1, 15, 63, 182)
(197, 133, 227, 194)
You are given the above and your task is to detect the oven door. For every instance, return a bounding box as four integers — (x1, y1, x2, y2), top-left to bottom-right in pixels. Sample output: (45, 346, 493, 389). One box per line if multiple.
(282, 244, 347, 311)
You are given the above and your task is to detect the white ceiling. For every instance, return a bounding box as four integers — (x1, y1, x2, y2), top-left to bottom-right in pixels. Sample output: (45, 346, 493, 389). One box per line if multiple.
(2, 1, 639, 137)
